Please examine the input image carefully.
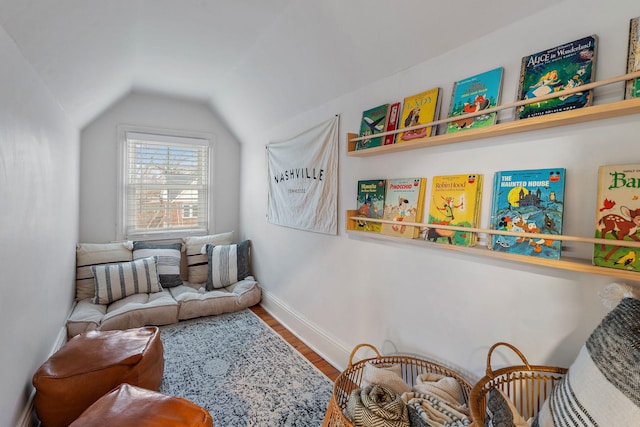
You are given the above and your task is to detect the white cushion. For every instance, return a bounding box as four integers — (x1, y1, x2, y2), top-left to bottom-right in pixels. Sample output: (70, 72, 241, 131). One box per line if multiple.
(184, 232, 234, 284)
(75, 242, 132, 301)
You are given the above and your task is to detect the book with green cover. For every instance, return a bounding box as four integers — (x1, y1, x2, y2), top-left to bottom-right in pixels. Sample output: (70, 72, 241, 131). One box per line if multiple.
(626, 17, 640, 99)
(517, 35, 597, 119)
(356, 179, 386, 232)
(357, 104, 389, 150)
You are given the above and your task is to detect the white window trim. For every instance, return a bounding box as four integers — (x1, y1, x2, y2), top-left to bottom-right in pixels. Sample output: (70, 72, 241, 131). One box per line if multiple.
(116, 124, 216, 241)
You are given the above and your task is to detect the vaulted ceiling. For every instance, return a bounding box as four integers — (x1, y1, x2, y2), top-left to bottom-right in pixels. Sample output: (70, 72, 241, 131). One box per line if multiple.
(0, 0, 557, 142)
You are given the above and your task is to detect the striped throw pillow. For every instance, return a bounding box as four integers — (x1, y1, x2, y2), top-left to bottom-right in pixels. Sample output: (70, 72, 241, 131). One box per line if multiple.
(132, 241, 183, 288)
(91, 256, 162, 304)
(205, 240, 250, 289)
(533, 297, 640, 426)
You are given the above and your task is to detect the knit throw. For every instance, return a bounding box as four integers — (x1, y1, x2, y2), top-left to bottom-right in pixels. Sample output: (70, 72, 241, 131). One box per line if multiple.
(402, 392, 471, 427)
(346, 384, 410, 427)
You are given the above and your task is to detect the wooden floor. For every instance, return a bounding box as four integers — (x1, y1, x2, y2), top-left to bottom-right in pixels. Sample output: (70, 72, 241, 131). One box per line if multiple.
(250, 305, 341, 382)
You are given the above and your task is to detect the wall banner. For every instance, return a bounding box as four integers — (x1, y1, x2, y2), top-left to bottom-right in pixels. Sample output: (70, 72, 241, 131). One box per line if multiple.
(266, 115, 339, 235)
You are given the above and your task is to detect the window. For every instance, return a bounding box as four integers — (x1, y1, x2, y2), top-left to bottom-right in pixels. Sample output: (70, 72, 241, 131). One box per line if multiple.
(118, 127, 213, 240)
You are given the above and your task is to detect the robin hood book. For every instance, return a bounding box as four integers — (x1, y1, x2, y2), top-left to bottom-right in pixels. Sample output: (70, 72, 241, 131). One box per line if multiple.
(489, 168, 566, 259)
(626, 17, 640, 99)
(594, 164, 640, 272)
(357, 104, 389, 150)
(516, 35, 597, 120)
(426, 173, 483, 246)
(397, 87, 441, 142)
(356, 179, 386, 232)
(446, 67, 503, 134)
(383, 102, 401, 145)
(380, 178, 427, 239)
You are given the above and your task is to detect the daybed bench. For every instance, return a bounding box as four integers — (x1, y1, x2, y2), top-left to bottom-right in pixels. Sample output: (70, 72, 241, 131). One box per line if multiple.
(67, 232, 261, 337)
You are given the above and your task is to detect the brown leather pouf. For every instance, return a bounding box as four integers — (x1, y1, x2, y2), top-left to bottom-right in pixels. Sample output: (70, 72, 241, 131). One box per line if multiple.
(70, 383, 213, 427)
(32, 327, 164, 427)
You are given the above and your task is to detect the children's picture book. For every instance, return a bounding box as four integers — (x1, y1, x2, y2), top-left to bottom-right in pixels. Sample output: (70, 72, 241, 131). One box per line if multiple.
(446, 67, 503, 134)
(398, 87, 441, 142)
(383, 102, 401, 145)
(516, 35, 597, 120)
(357, 104, 389, 150)
(356, 179, 386, 232)
(426, 174, 483, 246)
(626, 17, 640, 99)
(380, 178, 427, 239)
(489, 168, 566, 259)
(593, 164, 640, 272)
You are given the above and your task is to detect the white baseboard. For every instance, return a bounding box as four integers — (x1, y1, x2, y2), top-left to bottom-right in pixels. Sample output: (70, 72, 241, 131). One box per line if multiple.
(259, 290, 350, 372)
(16, 325, 68, 427)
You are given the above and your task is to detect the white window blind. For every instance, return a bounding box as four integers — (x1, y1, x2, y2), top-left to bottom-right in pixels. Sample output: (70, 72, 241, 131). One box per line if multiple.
(123, 131, 210, 239)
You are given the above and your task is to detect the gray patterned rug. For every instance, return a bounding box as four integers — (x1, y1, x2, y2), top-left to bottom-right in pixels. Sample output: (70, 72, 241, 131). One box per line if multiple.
(158, 309, 333, 426)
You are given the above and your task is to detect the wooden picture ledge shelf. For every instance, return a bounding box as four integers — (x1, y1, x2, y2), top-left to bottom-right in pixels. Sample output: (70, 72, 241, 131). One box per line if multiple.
(348, 71, 640, 156)
(346, 211, 640, 282)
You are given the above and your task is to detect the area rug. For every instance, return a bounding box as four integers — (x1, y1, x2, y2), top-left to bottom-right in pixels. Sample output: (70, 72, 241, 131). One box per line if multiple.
(159, 309, 333, 426)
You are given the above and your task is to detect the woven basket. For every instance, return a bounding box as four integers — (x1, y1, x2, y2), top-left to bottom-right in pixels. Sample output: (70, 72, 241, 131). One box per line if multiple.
(322, 343, 473, 427)
(469, 342, 567, 426)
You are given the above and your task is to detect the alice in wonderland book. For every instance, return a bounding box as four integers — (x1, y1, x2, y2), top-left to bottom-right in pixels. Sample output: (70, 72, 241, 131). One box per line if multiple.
(356, 179, 386, 232)
(594, 164, 640, 272)
(426, 173, 483, 246)
(516, 35, 597, 119)
(446, 67, 503, 134)
(489, 168, 566, 259)
(380, 178, 427, 239)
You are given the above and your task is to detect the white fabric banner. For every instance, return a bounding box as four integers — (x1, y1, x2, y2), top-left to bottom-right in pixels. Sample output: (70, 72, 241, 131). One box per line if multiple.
(266, 116, 339, 235)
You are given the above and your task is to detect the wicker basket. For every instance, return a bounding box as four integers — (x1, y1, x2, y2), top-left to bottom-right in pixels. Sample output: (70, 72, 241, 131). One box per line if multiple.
(469, 342, 567, 426)
(322, 343, 473, 427)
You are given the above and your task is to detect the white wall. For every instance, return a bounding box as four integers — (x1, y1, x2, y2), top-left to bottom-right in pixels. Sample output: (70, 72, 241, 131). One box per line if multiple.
(79, 91, 242, 243)
(240, 0, 640, 378)
(0, 25, 78, 427)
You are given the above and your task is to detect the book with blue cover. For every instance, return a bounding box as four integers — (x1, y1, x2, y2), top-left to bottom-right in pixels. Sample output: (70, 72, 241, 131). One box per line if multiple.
(489, 168, 566, 259)
(446, 67, 503, 133)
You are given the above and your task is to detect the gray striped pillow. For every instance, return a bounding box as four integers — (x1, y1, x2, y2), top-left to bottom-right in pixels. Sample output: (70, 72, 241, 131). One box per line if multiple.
(206, 240, 250, 289)
(91, 256, 162, 304)
(132, 241, 183, 288)
(533, 297, 640, 426)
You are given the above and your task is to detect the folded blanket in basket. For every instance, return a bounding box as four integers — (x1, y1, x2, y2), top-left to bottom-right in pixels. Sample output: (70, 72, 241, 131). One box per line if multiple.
(346, 384, 410, 427)
(402, 392, 471, 427)
(412, 373, 469, 414)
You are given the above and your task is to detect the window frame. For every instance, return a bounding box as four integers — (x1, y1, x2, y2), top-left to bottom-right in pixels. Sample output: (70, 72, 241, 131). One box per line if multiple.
(116, 124, 215, 241)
